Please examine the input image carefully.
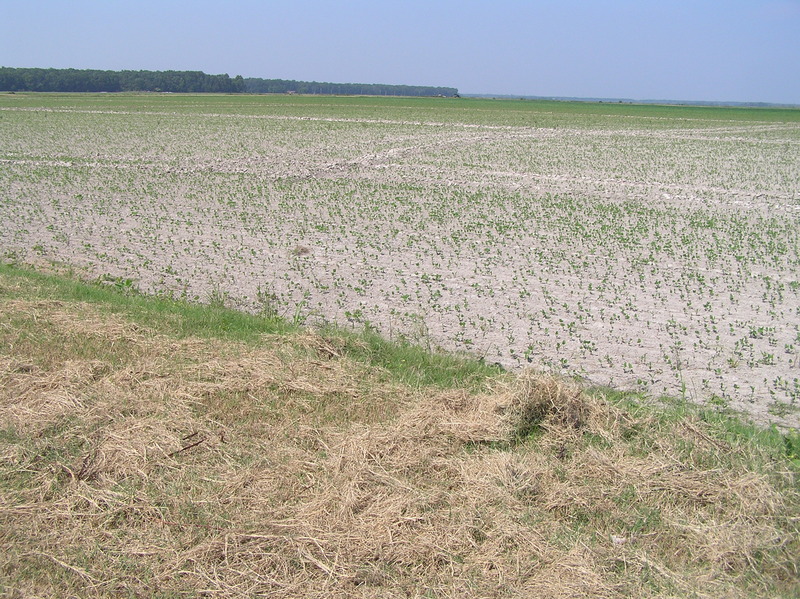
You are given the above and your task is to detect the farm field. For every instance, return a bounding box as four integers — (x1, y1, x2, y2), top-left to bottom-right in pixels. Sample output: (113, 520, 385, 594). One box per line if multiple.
(1, 93, 799, 427)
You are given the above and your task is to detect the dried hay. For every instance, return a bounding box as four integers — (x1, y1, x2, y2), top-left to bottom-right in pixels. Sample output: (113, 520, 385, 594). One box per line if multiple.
(522, 546, 618, 599)
(1, 358, 110, 432)
(0, 299, 149, 345)
(294, 330, 364, 360)
(500, 372, 626, 441)
(420, 371, 627, 446)
(1, 294, 798, 597)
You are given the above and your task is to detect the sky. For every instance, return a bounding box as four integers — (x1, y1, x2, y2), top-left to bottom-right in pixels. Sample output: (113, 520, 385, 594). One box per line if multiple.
(2, 0, 799, 104)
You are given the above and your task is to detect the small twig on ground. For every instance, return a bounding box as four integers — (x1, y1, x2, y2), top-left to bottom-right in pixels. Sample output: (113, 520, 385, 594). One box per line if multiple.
(166, 436, 206, 457)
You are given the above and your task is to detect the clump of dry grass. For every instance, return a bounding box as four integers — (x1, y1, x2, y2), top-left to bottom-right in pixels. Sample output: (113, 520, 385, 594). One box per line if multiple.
(1, 276, 798, 598)
(500, 372, 626, 440)
(413, 371, 626, 447)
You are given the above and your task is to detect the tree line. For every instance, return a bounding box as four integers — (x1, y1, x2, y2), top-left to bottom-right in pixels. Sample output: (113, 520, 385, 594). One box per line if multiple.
(0, 67, 459, 97)
(0, 68, 245, 93)
(243, 78, 459, 97)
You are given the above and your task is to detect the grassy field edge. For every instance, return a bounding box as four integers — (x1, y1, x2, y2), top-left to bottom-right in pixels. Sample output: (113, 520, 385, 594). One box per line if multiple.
(2, 261, 799, 597)
(2, 260, 797, 463)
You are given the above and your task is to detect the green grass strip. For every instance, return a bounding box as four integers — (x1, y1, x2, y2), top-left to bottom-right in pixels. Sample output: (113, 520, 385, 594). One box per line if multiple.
(0, 262, 502, 389)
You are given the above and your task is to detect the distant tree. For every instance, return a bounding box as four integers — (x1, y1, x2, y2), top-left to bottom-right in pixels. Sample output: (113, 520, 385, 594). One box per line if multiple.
(243, 77, 458, 97)
(0, 67, 245, 93)
(0, 68, 457, 96)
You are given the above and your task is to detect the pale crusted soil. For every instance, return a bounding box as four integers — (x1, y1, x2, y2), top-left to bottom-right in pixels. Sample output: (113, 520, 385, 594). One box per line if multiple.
(1, 101, 799, 428)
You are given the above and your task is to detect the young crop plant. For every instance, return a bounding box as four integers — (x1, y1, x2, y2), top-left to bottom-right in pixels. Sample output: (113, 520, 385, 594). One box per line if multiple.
(1, 93, 799, 429)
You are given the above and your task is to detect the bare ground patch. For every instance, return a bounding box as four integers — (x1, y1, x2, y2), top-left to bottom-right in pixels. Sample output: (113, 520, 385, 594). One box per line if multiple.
(1, 95, 798, 429)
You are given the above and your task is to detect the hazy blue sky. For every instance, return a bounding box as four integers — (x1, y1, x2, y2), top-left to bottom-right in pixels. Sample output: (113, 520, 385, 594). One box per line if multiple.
(2, 0, 799, 103)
